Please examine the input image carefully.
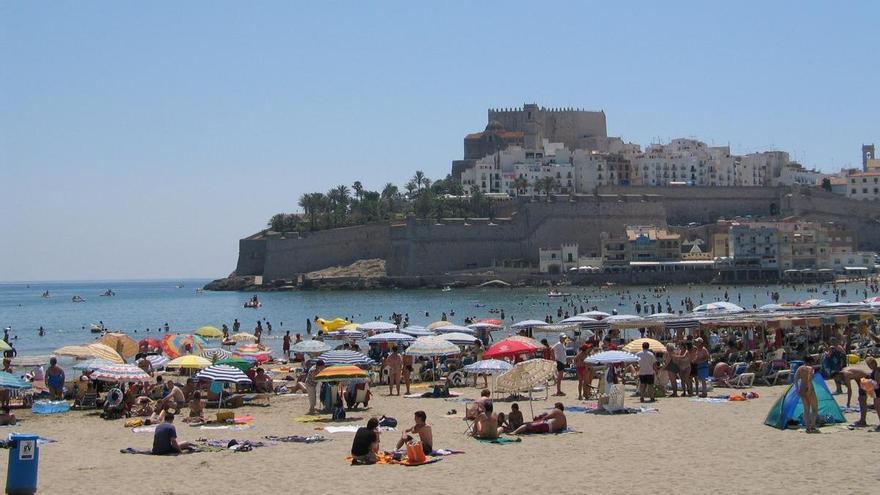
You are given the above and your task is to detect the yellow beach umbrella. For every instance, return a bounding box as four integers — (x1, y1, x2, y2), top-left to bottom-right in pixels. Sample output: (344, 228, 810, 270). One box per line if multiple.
(622, 338, 666, 354)
(0, 340, 11, 352)
(98, 332, 139, 358)
(230, 332, 257, 342)
(85, 343, 125, 364)
(195, 326, 223, 339)
(55, 345, 96, 360)
(426, 320, 451, 331)
(166, 355, 212, 369)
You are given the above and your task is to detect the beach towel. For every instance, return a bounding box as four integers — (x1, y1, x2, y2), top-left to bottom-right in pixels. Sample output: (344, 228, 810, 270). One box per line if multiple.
(323, 425, 396, 433)
(689, 397, 730, 404)
(347, 452, 443, 466)
(430, 448, 464, 455)
(120, 447, 214, 455)
(293, 414, 360, 423)
(404, 391, 462, 399)
(132, 425, 157, 434)
(475, 436, 522, 444)
(264, 435, 329, 443)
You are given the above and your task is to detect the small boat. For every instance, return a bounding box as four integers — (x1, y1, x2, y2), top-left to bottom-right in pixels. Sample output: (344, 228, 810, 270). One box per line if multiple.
(244, 300, 262, 308)
(441, 286, 452, 292)
(176, 284, 184, 289)
(41, 291, 50, 298)
(195, 288, 204, 294)
(90, 324, 104, 333)
(72, 295, 85, 303)
(99, 289, 115, 297)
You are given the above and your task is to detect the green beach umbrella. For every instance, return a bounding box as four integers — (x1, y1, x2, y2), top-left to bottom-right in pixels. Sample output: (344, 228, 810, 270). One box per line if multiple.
(215, 358, 254, 371)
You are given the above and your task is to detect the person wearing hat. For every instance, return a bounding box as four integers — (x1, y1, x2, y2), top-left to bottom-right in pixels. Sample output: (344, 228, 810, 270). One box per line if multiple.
(552, 334, 568, 396)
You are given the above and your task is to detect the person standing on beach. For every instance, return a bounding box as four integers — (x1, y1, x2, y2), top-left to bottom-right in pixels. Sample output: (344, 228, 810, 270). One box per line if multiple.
(852, 357, 880, 428)
(306, 318, 312, 334)
(305, 360, 325, 415)
(795, 362, 818, 433)
(384, 346, 403, 396)
(283, 331, 291, 359)
(45, 357, 65, 400)
(552, 334, 567, 396)
(693, 338, 710, 398)
(636, 341, 657, 403)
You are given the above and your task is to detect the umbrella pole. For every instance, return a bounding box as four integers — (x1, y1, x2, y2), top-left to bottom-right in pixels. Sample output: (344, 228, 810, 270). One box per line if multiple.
(529, 388, 535, 420)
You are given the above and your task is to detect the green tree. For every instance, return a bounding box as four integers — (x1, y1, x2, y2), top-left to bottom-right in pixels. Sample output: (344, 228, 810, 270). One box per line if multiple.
(514, 176, 529, 195)
(352, 181, 364, 201)
(405, 179, 418, 196)
(821, 177, 832, 192)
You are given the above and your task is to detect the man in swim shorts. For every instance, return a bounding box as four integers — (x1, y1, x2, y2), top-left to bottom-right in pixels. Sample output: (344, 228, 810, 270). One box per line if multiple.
(383, 346, 403, 396)
(513, 402, 567, 434)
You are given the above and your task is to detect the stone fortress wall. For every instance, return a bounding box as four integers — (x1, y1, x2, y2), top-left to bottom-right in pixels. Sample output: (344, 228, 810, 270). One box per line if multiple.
(233, 186, 880, 281)
(488, 104, 607, 148)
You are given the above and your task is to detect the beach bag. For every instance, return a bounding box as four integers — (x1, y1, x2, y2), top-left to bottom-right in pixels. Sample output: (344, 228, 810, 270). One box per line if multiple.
(378, 416, 397, 428)
(217, 411, 234, 423)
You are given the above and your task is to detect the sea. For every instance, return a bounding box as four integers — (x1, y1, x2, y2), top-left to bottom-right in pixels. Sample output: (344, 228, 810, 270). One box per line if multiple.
(0, 279, 873, 358)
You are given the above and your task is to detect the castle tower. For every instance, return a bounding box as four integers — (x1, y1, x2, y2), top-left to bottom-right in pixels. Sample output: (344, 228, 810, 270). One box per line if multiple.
(864, 144, 876, 171)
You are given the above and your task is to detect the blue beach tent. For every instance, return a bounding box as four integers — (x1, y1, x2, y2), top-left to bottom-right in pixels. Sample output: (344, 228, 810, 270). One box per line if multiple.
(764, 374, 845, 429)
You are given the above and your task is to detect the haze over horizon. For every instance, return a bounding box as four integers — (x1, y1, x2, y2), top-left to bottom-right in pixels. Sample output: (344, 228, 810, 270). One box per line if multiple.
(2, 1, 877, 282)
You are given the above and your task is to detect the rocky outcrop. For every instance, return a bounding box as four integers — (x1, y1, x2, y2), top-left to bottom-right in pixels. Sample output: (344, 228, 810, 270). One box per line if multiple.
(204, 274, 258, 291)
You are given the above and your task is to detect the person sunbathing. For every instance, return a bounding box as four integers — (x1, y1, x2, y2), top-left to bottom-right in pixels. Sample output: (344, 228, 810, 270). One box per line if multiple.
(253, 368, 273, 393)
(395, 410, 433, 453)
(0, 406, 16, 426)
(473, 402, 500, 439)
(183, 391, 205, 423)
(513, 402, 567, 434)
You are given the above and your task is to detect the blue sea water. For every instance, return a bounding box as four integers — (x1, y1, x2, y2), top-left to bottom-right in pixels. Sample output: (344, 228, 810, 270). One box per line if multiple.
(0, 279, 871, 357)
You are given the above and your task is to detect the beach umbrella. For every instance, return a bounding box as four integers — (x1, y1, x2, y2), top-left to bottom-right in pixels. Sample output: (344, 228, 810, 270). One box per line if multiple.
(91, 364, 152, 383)
(0, 341, 10, 352)
(72, 358, 115, 371)
(533, 323, 581, 334)
(462, 359, 513, 375)
(145, 354, 170, 369)
(433, 324, 475, 335)
(692, 302, 744, 315)
(496, 359, 556, 418)
(314, 364, 369, 383)
(439, 332, 479, 345)
(622, 338, 666, 354)
(322, 329, 364, 340)
(357, 321, 398, 332)
(98, 333, 139, 358)
(233, 347, 272, 364)
(483, 336, 542, 360)
(645, 313, 676, 319)
(195, 326, 223, 339)
(759, 303, 785, 311)
(605, 314, 648, 327)
(559, 316, 598, 324)
(798, 299, 829, 308)
(85, 343, 125, 364)
(230, 332, 257, 342)
(291, 340, 331, 354)
(195, 364, 254, 410)
(166, 355, 212, 370)
(9, 355, 54, 367)
(215, 358, 255, 371)
(864, 296, 880, 305)
(138, 338, 162, 349)
(664, 319, 700, 330)
(425, 321, 452, 331)
(578, 311, 610, 319)
(54, 345, 96, 360)
(365, 332, 414, 344)
(400, 326, 432, 337)
(317, 350, 375, 368)
(160, 334, 207, 359)
(475, 318, 503, 326)
(404, 336, 460, 357)
(0, 371, 31, 390)
(585, 350, 639, 365)
(511, 319, 549, 329)
(201, 348, 232, 361)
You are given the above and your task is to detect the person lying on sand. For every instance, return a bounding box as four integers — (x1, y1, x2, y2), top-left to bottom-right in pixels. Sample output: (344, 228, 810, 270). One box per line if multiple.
(396, 410, 433, 453)
(513, 403, 567, 434)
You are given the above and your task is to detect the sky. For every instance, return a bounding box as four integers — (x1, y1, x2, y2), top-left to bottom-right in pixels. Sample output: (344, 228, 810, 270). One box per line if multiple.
(1, 1, 878, 282)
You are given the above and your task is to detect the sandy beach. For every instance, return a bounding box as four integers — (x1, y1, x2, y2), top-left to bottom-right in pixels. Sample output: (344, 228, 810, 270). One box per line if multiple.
(1, 375, 875, 495)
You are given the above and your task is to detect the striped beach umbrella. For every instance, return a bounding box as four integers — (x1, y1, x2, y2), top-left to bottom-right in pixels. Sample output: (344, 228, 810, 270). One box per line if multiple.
(467, 322, 503, 330)
(401, 326, 433, 337)
(10, 355, 54, 367)
(356, 321, 398, 333)
(404, 336, 460, 357)
(145, 354, 170, 369)
(55, 345, 97, 360)
(585, 350, 639, 365)
(425, 321, 452, 331)
(323, 329, 364, 340)
(72, 358, 115, 371)
(314, 364, 369, 383)
(195, 364, 252, 384)
(91, 364, 152, 383)
(291, 340, 331, 354)
(462, 359, 513, 375)
(691, 302, 744, 315)
(318, 350, 374, 367)
(85, 343, 125, 364)
(0, 371, 32, 390)
(433, 324, 475, 335)
(511, 319, 549, 329)
(438, 332, 479, 345)
(201, 348, 232, 361)
(365, 332, 414, 344)
(160, 334, 207, 359)
(558, 316, 598, 324)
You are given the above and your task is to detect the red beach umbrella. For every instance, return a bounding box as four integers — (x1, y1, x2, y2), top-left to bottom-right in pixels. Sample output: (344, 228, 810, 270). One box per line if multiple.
(483, 337, 542, 360)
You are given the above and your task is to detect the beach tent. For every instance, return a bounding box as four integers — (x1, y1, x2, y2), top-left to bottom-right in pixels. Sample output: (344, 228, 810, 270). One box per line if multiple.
(764, 375, 845, 429)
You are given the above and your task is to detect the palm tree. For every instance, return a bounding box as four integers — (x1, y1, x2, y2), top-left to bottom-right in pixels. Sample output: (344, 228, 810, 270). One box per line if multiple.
(405, 179, 418, 197)
(513, 176, 529, 195)
(381, 182, 399, 217)
(352, 181, 364, 201)
(413, 171, 426, 191)
(299, 193, 325, 230)
(531, 178, 544, 197)
(541, 176, 558, 201)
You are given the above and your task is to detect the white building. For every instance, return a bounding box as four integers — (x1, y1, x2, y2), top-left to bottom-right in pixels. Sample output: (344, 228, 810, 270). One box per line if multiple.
(845, 172, 880, 201)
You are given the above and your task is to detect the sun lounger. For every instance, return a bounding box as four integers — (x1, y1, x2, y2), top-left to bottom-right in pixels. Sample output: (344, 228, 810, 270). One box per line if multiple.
(729, 372, 755, 389)
(72, 390, 98, 410)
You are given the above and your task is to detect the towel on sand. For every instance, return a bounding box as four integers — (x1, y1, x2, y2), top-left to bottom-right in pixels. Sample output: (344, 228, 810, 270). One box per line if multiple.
(264, 435, 329, 443)
(293, 414, 360, 423)
(475, 436, 522, 444)
(347, 452, 443, 466)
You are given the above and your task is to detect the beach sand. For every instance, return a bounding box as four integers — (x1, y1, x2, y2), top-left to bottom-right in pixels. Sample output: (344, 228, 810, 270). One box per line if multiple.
(1, 378, 875, 495)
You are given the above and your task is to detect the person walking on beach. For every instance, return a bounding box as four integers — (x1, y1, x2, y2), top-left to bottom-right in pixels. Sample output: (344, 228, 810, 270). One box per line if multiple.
(384, 346, 403, 396)
(283, 331, 291, 359)
(795, 362, 818, 433)
(637, 341, 657, 403)
(552, 334, 567, 396)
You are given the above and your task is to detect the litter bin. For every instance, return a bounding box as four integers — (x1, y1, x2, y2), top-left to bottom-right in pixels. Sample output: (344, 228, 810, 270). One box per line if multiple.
(789, 360, 805, 384)
(6, 433, 39, 495)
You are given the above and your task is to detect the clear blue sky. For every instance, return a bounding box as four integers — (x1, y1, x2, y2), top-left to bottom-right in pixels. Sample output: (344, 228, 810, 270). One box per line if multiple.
(1, 1, 877, 281)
